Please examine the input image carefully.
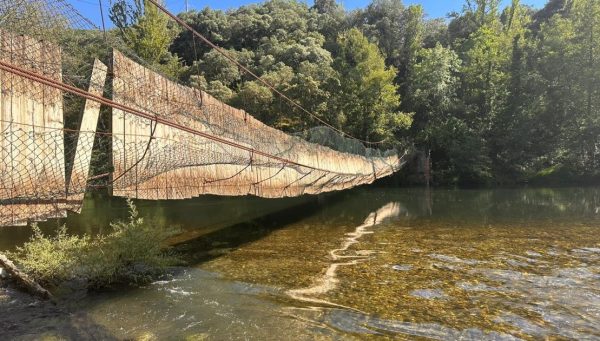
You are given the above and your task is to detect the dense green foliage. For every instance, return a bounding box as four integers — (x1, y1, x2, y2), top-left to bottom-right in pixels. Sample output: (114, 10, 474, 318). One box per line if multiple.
(166, 0, 413, 138)
(7, 201, 178, 288)
(110, 0, 185, 77)
(109, 0, 599, 185)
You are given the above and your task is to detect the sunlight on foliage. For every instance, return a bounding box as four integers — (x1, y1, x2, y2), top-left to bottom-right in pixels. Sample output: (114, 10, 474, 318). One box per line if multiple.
(8, 200, 178, 288)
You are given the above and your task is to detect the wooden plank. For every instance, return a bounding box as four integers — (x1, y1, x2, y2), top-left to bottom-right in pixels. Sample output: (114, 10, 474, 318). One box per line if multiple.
(0, 30, 12, 225)
(0, 31, 67, 226)
(111, 50, 126, 192)
(31, 35, 45, 200)
(67, 59, 108, 212)
(0, 29, 7, 195)
(44, 40, 66, 220)
(109, 50, 404, 200)
(11, 34, 26, 203)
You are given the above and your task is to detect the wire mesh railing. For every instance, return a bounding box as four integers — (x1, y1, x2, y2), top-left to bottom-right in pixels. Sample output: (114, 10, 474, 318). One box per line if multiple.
(0, 0, 410, 227)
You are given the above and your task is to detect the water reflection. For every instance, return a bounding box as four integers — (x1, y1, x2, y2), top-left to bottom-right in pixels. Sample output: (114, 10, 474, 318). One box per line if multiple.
(1, 187, 600, 340)
(288, 202, 405, 302)
(0, 193, 313, 251)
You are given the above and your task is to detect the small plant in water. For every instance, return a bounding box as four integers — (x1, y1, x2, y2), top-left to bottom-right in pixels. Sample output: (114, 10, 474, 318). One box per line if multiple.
(7, 199, 179, 288)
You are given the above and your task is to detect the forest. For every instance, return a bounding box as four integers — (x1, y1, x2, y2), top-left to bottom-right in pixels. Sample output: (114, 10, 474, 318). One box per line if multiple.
(108, 0, 599, 185)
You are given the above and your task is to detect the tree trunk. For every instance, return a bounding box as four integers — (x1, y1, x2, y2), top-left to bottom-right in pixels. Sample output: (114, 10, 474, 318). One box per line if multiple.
(0, 254, 53, 301)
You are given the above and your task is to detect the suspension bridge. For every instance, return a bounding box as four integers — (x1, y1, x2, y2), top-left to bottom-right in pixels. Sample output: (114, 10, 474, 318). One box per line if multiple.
(0, 0, 409, 226)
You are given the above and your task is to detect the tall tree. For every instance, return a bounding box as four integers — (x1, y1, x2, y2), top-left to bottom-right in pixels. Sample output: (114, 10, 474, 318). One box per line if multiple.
(406, 43, 491, 184)
(488, 0, 536, 178)
(466, 0, 502, 25)
(332, 28, 412, 142)
(407, 43, 461, 144)
(549, 0, 600, 172)
(353, 0, 406, 68)
(313, 0, 347, 50)
(110, 0, 184, 77)
(398, 4, 424, 94)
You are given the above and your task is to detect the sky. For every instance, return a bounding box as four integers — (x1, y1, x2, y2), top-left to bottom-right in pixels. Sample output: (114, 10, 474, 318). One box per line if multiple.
(71, 0, 548, 30)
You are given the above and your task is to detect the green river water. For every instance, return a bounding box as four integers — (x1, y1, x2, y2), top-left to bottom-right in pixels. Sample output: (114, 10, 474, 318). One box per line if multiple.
(1, 186, 600, 340)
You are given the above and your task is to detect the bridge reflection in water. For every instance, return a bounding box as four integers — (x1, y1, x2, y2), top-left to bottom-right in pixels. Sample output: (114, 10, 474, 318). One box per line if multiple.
(288, 202, 405, 307)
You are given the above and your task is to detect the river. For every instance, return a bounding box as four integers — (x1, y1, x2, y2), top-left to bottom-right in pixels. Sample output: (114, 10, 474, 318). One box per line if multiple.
(1, 186, 600, 340)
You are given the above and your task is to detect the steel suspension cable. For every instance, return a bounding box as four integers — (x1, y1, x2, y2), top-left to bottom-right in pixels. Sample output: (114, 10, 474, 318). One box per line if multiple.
(0, 59, 375, 177)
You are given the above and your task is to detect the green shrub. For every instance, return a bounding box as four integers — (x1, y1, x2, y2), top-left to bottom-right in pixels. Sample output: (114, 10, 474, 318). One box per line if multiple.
(7, 224, 94, 285)
(7, 200, 178, 288)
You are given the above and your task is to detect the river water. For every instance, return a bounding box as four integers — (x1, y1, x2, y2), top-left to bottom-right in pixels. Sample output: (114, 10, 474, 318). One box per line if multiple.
(1, 187, 600, 340)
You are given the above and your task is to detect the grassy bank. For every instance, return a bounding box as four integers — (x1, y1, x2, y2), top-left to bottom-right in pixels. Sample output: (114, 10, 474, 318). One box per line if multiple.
(5, 200, 179, 290)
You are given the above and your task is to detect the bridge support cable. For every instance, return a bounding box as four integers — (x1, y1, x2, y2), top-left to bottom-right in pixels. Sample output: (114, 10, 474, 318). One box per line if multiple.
(145, 0, 386, 147)
(108, 51, 405, 200)
(0, 58, 379, 176)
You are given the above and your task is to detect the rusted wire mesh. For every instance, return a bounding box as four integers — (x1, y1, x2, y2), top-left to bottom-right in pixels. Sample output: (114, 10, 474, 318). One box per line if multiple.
(110, 50, 407, 200)
(0, 0, 409, 227)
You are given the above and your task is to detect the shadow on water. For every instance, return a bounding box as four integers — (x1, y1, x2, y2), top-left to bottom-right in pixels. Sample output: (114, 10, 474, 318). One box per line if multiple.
(0, 191, 343, 340)
(167, 186, 600, 267)
(4, 186, 596, 251)
(0, 190, 319, 251)
(175, 198, 327, 265)
(171, 188, 403, 265)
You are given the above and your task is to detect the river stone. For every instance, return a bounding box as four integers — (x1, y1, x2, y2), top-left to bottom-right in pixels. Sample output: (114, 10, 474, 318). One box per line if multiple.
(525, 250, 543, 257)
(410, 289, 447, 300)
(429, 253, 480, 265)
(184, 333, 210, 341)
(432, 263, 459, 271)
(457, 281, 496, 292)
(391, 264, 412, 271)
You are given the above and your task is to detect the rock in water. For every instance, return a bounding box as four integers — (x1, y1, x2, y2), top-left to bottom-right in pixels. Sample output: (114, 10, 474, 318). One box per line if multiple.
(391, 264, 412, 271)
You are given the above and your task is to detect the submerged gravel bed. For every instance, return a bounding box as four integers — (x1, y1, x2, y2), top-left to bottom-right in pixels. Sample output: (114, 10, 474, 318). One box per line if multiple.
(0, 277, 117, 340)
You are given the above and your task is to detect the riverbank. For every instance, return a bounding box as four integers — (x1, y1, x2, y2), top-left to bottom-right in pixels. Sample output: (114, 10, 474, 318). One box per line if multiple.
(386, 155, 600, 187)
(0, 277, 118, 340)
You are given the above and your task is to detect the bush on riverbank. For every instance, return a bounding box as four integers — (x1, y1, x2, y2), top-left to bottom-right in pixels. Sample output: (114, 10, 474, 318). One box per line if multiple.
(7, 200, 178, 288)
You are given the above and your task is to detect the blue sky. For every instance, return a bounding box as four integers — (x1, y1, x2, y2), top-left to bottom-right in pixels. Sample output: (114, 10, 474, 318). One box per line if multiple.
(72, 0, 548, 29)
